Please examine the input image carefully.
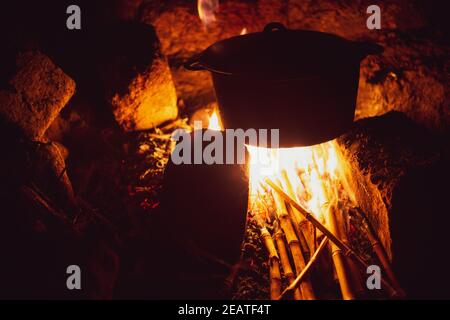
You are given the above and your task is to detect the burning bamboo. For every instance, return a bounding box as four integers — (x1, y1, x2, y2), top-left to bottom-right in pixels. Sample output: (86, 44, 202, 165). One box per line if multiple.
(249, 209, 282, 300)
(356, 207, 405, 296)
(285, 205, 310, 258)
(260, 226, 278, 261)
(274, 221, 303, 300)
(345, 255, 366, 297)
(278, 237, 329, 300)
(264, 178, 404, 298)
(280, 170, 315, 254)
(327, 205, 356, 300)
(271, 179, 316, 300)
(338, 207, 365, 297)
(280, 170, 303, 224)
(270, 257, 282, 300)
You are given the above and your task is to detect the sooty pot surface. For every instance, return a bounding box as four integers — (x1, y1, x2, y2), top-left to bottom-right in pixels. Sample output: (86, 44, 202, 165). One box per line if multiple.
(186, 23, 382, 147)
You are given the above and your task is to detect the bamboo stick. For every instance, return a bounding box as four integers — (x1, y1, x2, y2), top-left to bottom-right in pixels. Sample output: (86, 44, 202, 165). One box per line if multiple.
(286, 206, 311, 258)
(264, 178, 404, 298)
(345, 254, 366, 297)
(278, 237, 329, 300)
(337, 208, 365, 297)
(260, 226, 278, 260)
(327, 205, 356, 300)
(300, 221, 314, 249)
(250, 209, 283, 300)
(280, 170, 315, 254)
(355, 207, 405, 296)
(274, 222, 303, 300)
(271, 180, 316, 300)
(257, 222, 282, 300)
(270, 258, 282, 300)
(280, 170, 304, 224)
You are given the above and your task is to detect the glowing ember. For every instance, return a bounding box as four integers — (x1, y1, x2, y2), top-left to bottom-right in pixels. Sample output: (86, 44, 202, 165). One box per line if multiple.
(197, 0, 219, 28)
(207, 110, 223, 131)
(240, 27, 248, 35)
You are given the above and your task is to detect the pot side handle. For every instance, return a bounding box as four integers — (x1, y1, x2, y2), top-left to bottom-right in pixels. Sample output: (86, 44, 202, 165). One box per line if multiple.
(353, 41, 384, 60)
(184, 54, 207, 71)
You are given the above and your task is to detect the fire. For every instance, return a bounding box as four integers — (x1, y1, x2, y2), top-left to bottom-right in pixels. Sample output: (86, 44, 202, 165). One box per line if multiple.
(240, 28, 248, 35)
(205, 110, 355, 221)
(247, 141, 356, 221)
(197, 0, 219, 28)
(207, 109, 223, 131)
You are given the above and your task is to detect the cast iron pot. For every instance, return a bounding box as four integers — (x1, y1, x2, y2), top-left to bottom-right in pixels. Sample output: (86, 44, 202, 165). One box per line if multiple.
(185, 22, 382, 147)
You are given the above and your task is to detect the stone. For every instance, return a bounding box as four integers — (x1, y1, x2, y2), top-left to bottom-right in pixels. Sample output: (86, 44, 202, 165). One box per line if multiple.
(0, 51, 76, 141)
(156, 129, 249, 298)
(99, 22, 178, 131)
(338, 111, 449, 298)
(287, 0, 427, 39)
(356, 29, 449, 132)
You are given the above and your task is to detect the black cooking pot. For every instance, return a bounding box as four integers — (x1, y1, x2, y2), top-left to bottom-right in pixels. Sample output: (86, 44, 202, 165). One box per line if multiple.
(185, 22, 382, 147)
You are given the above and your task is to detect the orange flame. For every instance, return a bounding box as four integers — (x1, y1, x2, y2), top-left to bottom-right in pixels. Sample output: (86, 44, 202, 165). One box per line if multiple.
(247, 141, 355, 221)
(240, 27, 248, 35)
(205, 108, 354, 223)
(208, 110, 223, 131)
(197, 0, 219, 28)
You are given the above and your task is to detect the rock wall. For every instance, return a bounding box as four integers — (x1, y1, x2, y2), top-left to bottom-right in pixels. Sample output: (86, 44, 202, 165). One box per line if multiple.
(139, 0, 448, 131)
(338, 111, 449, 298)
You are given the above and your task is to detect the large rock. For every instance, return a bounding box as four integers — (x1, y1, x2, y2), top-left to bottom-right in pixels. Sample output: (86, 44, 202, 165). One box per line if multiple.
(338, 111, 449, 298)
(155, 129, 249, 299)
(287, 0, 427, 39)
(356, 29, 449, 132)
(100, 22, 178, 131)
(0, 51, 75, 141)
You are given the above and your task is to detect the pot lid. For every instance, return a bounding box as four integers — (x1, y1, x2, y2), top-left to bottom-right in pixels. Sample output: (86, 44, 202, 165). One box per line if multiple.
(188, 22, 382, 79)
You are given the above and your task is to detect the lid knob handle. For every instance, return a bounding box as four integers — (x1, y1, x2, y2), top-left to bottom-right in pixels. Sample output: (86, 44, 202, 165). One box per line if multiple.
(263, 22, 287, 33)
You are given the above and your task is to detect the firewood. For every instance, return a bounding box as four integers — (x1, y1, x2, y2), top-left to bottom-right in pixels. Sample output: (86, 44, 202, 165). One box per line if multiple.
(337, 206, 365, 297)
(256, 220, 282, 300)
(273, 223, 293, 277)
(327, 205, 356, 300)
(273, 221, 302, 300)
(345, 255, 366, 297)
(21, 184, 69, 223)
(270, 258, 282, 300)
(271, 180, 316, 300)
(264, 178, 403, 298)
(356, 207, 405, 296)
(280, 170, 303, 224)
(260, 226, 278, 261)
(278, 237, 329, 300)
(280, 169, 314, 254)
(286, 206, 311, 258)
(250, 211, 282, 300)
